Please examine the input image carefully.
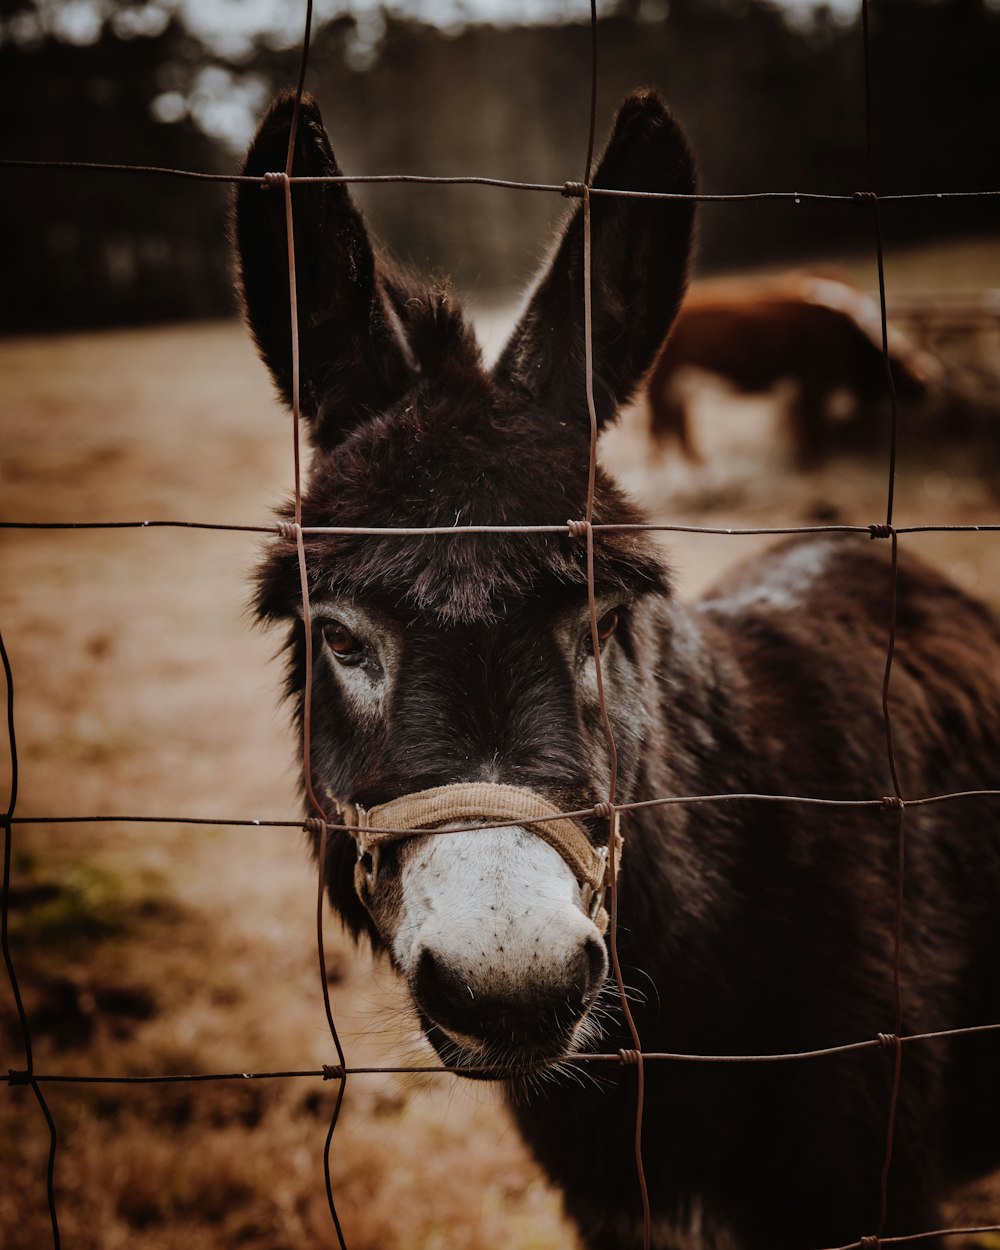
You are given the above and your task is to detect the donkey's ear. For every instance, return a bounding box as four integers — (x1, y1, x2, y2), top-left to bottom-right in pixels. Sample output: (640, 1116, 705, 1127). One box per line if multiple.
(234, 91, 416, 449)
(494, 89, 696, 429)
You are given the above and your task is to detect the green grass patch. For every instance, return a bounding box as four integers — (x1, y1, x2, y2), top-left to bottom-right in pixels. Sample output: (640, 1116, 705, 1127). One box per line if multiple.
(12, 861, 182, 952)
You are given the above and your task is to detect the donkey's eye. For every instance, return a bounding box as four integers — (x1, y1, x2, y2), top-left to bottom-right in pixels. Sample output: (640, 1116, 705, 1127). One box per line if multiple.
(321, 619, 364, 663)
(587, 608, 621, 652)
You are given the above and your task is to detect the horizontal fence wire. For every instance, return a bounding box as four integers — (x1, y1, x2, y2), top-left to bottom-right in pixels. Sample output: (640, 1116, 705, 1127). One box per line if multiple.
(3, 520, 1000, 536)
(10, 787, 1000, 831)
(12, 1021, 1000, 1086)
(1, 156, 999, 203)
(3, 0, 1000, 1247)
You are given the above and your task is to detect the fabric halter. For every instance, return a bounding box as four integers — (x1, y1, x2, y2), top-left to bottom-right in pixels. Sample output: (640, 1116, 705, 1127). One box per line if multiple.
(337, 782, 622, 934)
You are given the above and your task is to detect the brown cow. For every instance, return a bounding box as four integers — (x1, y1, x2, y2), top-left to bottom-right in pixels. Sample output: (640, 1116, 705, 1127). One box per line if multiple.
(647, 273, 939, 464)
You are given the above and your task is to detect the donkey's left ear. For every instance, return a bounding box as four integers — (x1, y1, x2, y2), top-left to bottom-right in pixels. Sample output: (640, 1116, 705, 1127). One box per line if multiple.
(234, 91, 417, 450)
(494, 89, 696, 430)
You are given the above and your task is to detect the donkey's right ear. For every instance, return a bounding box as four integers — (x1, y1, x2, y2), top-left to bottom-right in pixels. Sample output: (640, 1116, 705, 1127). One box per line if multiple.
(234, 92, 416, 449)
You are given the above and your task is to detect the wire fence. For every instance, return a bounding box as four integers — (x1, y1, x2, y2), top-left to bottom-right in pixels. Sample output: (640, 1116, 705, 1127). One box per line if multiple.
(3, 1, 1000, 1248)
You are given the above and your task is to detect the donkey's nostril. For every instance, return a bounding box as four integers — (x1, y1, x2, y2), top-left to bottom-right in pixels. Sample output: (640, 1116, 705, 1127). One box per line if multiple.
(580, 935, 608, 1005)
(414, 947, 473, 1029)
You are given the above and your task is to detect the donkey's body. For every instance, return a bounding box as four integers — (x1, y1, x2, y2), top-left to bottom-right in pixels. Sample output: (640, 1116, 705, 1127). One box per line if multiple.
(237, 91, 1000, 1250)
(517, 535, 1000, 1249)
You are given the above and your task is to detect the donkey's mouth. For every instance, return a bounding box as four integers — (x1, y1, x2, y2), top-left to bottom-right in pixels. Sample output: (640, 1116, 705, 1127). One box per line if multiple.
(408, 937, 608, 1080)
(418, 1010, 584, 1081)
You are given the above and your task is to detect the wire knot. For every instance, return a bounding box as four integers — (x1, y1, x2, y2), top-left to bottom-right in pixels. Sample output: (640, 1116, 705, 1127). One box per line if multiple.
(617, 1048, 641, 1066)
(562, 181, 586, 198)
(261, 171, 288, 191)
(881, 795, 905, 811)
(859, 1236, 881, 1249)
(322, 1063, 345, 1081)
(303, 817, 328, 836)
(853, 191, 878, 205)
(275, 520, 300, 540)
(593, 801, 615, 820)
(567, 519, 589, 540)
(876, 1032, 900, 1051)
(868, 523, 894, 540)
(7, 1069, 30, 1086)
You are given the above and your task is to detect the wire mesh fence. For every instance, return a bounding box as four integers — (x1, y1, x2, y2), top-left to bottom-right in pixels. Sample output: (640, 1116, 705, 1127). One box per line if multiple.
(3, 1, 1000, 1248)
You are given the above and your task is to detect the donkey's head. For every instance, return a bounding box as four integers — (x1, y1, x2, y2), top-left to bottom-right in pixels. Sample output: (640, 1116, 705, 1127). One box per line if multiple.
(236, 89, 696, 1074)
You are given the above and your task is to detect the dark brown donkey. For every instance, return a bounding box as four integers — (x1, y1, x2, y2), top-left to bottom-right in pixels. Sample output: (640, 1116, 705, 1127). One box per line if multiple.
(235, 90, 1000, 1250)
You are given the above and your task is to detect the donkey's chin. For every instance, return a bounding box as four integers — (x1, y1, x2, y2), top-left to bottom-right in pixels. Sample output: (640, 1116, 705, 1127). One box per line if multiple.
(419, 1012, 587, 1082)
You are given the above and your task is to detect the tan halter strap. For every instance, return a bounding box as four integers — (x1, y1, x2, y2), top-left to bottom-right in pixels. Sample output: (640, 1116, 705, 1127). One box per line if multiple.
(337, 782, 622, 934)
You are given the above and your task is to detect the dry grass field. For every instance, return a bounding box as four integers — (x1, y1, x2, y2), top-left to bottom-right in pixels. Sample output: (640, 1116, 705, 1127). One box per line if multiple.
(3, 236, 1000, 1249)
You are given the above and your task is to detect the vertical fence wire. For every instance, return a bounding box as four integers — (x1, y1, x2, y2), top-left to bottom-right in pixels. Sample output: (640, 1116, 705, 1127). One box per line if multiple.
(1, 625, 61, 1247)
(859, 0, 908, 1237)
(276, 4, 351, 1246)
(577, 4, 654, 1236)
(581, 188, 654, 1250)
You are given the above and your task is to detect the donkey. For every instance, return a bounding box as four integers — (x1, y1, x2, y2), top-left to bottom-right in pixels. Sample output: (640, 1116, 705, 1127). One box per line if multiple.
(236, 90, 1000, 1250)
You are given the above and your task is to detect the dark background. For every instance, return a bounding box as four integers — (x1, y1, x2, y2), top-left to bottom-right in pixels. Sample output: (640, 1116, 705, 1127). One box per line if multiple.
(1, 0, 999, 332)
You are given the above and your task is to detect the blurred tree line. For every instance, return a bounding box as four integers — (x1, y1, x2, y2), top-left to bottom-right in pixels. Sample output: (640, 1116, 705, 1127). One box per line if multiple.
(1, 0, 998, 333)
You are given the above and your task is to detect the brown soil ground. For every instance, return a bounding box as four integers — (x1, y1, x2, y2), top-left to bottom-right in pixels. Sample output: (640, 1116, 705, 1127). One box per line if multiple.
(3, 238, 1000, 1249)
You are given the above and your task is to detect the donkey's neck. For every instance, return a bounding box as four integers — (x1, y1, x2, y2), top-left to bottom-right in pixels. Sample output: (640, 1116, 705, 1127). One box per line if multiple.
(607, 599, 766, 1039)
(640, 598, 758, 805)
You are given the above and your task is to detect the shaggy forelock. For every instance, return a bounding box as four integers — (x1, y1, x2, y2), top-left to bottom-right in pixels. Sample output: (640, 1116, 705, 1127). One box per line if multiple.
(255, 364, 667, 624)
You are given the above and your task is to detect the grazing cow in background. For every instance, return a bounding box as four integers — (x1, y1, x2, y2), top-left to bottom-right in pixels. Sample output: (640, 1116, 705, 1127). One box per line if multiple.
(646, 273, 940, 465)
(236, 88, 1000, 1250)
